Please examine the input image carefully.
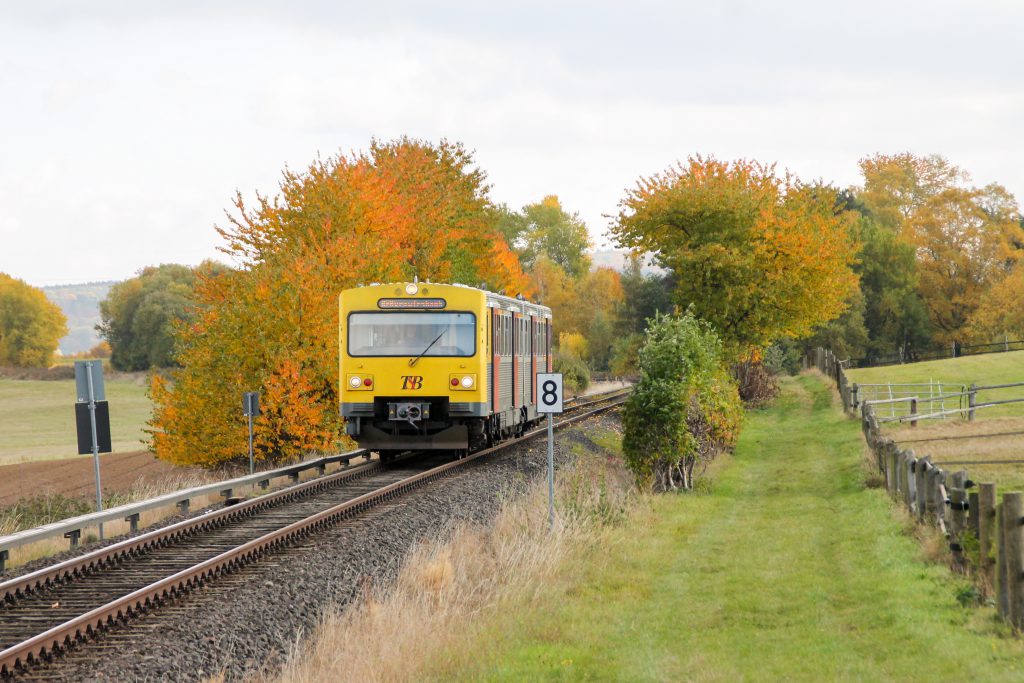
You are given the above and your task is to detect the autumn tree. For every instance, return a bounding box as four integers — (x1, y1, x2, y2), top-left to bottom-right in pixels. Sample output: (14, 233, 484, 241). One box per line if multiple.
(150, 138, 529, 468)
(0, 273, 68, 367)
(908, 185, 1023, 343)
(526, 256, 623, 372)
(99, 262, 227, 371)
(859, 153, 967, 231)
(858, 154, 1024, 346)
(612, 157, 859, 356)
(966, 263, 1024, 342)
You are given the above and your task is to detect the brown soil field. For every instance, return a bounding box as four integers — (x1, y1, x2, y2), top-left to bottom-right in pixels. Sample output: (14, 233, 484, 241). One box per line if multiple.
(0, 450, 207, 507)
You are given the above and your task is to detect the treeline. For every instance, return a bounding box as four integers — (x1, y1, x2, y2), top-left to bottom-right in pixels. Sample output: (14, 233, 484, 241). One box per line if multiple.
(788, 153, 1024, 365)
(10, 139, 1022, 489)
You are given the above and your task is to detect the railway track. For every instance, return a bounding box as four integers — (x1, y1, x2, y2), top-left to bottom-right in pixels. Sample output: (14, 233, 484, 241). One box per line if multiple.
(0, 389, 628, 678)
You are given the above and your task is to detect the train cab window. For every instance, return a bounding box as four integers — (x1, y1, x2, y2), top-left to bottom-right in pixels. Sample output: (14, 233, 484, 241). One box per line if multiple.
(347, 312, 476, 357)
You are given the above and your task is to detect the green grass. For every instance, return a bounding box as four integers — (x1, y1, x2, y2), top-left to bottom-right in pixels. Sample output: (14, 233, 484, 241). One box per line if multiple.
(445, 375, 1024, 682)
(0, 377, 152, 464)
(847, 351, 1024, 420)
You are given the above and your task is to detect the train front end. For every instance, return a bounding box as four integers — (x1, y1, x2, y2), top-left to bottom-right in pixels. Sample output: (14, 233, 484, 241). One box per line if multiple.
(339, 282, 488, 454)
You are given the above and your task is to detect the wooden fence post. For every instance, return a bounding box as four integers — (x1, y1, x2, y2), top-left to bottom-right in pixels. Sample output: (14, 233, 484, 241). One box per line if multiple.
(852, 383, 859, 411)
(900, 452, 912, 507)
(998, 502, 1009, 619)
(916, 457, 930, 522)
(910, 397, 917, 428)
(1003, 492, 1024, 629)
(980, 483, 996, 588)
(907, 454, 919, 515)
(969, 383, 977, 422)
(949, 471, 967, 571)
(969, 491, 980, 540)
(925, 465, 942, 521)
(887, 447, 899, 498)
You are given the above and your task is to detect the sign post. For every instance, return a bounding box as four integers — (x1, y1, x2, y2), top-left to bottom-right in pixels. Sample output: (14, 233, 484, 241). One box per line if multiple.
(74, 360, 111, 539)
(536, 372, 563, 530)
(243, 392, 260, 475)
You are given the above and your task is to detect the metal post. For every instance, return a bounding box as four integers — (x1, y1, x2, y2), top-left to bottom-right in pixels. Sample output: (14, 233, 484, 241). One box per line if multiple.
(547, 412, 555, 530)
(86, 363, 104, 540)
(248, 411, 255, 476)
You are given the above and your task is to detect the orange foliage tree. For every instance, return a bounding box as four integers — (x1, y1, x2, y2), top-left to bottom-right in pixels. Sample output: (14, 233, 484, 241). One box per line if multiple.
(150, 138, 529, 467)
(528, 256, 623, 370)
(612, 156, 860, 356)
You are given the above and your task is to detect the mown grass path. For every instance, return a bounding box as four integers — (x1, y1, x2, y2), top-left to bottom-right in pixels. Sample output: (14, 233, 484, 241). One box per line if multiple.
(457, 374, 1024, 682)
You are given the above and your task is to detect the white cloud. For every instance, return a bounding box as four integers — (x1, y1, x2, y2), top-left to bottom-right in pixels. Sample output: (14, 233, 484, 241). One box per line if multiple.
(0, 1, 1022, 284)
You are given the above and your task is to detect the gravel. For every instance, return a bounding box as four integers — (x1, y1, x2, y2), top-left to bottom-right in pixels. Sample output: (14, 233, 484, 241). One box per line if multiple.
(17, 410, 622, 683)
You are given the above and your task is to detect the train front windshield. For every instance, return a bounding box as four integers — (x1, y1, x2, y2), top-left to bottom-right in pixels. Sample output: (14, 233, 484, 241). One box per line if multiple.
(347, 312, 476, 357)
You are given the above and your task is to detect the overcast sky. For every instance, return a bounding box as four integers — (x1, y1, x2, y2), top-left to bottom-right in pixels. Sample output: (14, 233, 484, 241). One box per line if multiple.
(2, 0, 1022, 286)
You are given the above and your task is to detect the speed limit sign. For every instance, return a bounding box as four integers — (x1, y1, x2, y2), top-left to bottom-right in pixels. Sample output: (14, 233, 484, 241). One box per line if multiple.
(537, 373, 563, 414)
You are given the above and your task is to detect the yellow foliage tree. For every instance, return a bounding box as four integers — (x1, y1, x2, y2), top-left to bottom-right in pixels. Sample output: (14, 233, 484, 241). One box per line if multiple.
(612, 156, 860, 356)
(909, 186, 1024, 343)
(0, 273, 67, 367)
(965, 264, 1024, 343)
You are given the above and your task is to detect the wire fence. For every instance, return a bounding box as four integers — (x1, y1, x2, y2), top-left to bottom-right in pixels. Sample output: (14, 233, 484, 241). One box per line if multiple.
(848, 338, 1024, 369)
(812, 346, 1024, 630)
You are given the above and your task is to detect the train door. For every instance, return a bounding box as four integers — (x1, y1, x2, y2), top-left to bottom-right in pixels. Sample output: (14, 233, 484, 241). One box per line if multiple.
(546, 318, 553, 372)
(530, 315, 537, 406)
(511, 312, 518, 411)
(490, 307, 499, 414)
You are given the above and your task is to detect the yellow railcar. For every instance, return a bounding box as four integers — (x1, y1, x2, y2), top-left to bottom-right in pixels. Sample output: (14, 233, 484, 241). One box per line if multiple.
(339, 282, 553, 455)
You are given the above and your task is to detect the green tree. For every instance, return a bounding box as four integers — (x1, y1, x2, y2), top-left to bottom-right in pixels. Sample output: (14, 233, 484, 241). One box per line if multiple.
(855, 212, 932, 360)
(517, 195, 592, 278)
(99, 262, 227, 371)
(0, 273, 68, 367)
(616, 255, 675, 336)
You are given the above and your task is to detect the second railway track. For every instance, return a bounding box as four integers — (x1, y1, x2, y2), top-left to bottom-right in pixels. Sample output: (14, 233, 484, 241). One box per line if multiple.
(0, 389, 628, 678)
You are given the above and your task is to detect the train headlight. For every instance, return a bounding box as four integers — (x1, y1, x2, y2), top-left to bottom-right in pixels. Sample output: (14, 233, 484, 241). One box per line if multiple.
(449, 373, 476, 390)
(405, 283, 418, 295)
(349, 376, 362, 388)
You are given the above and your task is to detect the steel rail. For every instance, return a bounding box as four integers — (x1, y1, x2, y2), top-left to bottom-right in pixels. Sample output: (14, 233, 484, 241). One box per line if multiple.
(0, 397, 625, 676)
(0, 449, 373, 563)
(0, 459, 384, 603)
(1, 387, 629, 599)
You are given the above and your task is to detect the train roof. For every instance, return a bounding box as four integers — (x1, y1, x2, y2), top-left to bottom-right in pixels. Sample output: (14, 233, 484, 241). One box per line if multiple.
(350, 281, 551, 314)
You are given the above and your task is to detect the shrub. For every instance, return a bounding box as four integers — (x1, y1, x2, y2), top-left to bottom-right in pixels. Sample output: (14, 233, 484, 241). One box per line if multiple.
(553, 350, 590, 395)
(732, 359, 780, 407)
(622, 313, 741, 491)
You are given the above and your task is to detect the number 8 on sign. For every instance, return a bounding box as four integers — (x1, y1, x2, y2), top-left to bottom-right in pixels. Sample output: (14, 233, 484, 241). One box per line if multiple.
(537, 373, 563, 413)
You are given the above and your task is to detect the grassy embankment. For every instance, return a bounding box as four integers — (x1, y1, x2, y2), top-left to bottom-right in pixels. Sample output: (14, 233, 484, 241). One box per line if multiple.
(847, 351, 1024, 490)
(277, 374, 1024, 682)
(0, 376, 151, 464)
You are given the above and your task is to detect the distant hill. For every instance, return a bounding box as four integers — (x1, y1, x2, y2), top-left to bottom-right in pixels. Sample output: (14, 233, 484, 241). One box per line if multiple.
(42, 282, 114, 355)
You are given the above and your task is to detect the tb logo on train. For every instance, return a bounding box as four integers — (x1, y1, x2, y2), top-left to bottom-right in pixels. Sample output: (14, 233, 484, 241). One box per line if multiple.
(339, 282, 553, 459)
